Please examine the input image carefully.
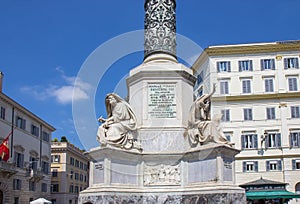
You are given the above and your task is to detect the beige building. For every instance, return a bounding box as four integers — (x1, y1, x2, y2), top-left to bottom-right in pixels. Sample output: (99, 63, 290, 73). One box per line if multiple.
(193, 40, 300, 202)
(51, 142, 89, 204)
(0, 72, 55, 204)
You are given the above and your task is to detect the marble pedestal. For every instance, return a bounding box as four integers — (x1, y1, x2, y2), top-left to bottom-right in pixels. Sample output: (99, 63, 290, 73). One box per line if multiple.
(79, 143, 246, 204)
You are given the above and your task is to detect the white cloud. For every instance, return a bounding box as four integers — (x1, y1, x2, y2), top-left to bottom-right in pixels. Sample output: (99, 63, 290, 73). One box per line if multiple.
(21, 69, 92, 105)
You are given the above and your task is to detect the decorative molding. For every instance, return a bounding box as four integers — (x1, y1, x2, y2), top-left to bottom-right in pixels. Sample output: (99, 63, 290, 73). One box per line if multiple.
(143, 163, 181, 186)
(144, 0, 176, 59)
(212, 92, 300, 102)
(13, 144, 25, 152)
(29, 150, 39, 157)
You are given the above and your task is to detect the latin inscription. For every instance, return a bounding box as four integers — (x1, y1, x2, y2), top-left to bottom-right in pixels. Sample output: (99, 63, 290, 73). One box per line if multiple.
(148, 83, 176, 118)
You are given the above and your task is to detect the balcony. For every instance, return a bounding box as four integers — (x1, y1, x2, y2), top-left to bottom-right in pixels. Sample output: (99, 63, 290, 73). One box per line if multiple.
(0, 160, 17, 178)
(26, 168, 44, 182)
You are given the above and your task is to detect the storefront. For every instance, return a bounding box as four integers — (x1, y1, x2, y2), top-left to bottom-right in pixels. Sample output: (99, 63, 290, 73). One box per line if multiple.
(240, 177, 300, 204)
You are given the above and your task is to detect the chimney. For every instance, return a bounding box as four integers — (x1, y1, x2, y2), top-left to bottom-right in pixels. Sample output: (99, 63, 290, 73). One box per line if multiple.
(144, 0, 177, 63)
(0, 72, 3, 92)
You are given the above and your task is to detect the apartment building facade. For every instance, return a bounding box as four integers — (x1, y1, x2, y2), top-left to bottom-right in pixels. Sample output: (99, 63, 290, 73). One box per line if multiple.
(193, 41, 300, 202)
(51, 142, 89, 204)
(0, 73, 55, 204)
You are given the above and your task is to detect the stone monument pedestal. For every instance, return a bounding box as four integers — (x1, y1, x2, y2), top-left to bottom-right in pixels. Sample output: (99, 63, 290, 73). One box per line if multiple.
(79, 0, 246, 203)
(79, 144, 245, 204)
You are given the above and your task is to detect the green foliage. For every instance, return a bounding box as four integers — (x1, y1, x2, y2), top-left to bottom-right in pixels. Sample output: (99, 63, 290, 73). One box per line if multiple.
(60, 136, 68, 142)
(52, 138, 59, 142)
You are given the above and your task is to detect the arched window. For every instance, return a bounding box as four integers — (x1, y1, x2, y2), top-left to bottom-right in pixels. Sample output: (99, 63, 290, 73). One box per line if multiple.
(295, 182, 300, 194)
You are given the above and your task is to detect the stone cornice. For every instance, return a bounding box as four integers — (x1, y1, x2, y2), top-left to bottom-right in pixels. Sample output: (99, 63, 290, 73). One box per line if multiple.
(212, 92, 300, 102)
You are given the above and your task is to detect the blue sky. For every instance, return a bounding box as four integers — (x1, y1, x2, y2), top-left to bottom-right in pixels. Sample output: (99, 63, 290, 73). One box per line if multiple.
(0, 1, 299, 150)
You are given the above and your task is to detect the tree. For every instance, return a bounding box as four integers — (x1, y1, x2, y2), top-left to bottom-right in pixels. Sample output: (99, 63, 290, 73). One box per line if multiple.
(52, 138, 59, 142)
(60, 136, 68, 142)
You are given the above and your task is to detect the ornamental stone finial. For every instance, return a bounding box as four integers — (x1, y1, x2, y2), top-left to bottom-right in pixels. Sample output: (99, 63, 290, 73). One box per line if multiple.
(144, 0, 177, 62)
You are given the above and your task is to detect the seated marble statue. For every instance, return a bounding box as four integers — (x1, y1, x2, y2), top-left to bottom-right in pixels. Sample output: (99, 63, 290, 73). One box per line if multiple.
(97, 93, 141, 150)
(185, 84, 232, 146)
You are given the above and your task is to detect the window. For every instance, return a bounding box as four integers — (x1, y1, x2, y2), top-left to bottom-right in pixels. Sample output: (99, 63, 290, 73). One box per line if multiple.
(284, 57, 299, 69)
(52, 169, 58, 177)
(70, 157, 75, 165)
(80, 161, 83, 169)
(266, 160, 282, 171)
(31, 124, 39, 137)
(261, 59, 275, 70)
(75, 160, 79, 168)
(13, 179, 22, 190)
(80, 174, 83, 181)
(265, 132, 281, 148)
(266, 107, 276, 120)
(292, 160, 300, 170)
(69, 185, 74, 193)
(51, 199, 57, 204)
(241, 134, 258, 149)
(75, 186, 79, 193)
(41, 183, 47, 192)
(243, 108, 253, 121)
(70, 170, 74, 179)
(52, 155, 60, 163)
(16, 116, 26, 130)
(290, 132, 300, 147)
(14, 197, 19, 204)
(242, 79, 251, 93)
(42, 131, 50, 142)
(243, 161, 258, 172)
(51, 184, 59, 193)
(224, 133, 232, 142)
(291, 106, 300, 118)
(0, 106, 5, 120)
(296, 183, 300, 194)
(29, 181, 35, 191)
(197, 87, 203, 96)
(29, 156, 38, 171)
(14, 152, 24, 168)
(264, 78, 274, 92)
(197, 71, 204, 84)
(42, 161, 49, 174)
(217, 61, 231, 72)
(221, 109, 230, 122)
(220, 81, 229, 95)
(288, 77, 298, 91)
(75, 172, 79, 180)
(239, 60, 253, 71)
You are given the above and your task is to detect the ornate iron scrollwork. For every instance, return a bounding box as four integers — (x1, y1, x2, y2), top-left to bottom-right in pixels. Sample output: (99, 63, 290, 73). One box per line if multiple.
(144, 0, 177, 59)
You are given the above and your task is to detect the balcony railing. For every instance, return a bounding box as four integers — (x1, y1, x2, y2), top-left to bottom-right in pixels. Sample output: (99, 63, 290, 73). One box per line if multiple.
(0, 160, 17, 177)
(26, 168, 44, 182)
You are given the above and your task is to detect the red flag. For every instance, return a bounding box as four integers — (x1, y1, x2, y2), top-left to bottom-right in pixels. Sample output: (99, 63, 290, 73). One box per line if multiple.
(0, 133, 11, 162)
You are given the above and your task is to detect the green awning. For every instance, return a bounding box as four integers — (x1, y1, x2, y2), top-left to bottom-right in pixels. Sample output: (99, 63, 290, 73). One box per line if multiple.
(246, 190, 300, 200)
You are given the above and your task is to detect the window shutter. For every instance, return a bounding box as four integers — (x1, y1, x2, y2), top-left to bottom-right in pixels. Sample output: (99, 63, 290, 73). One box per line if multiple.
(21, 154, 24, 168)
(228, 61, 231, 72)
(253, 134, 258, 149)
(239, 61, 242, 72)
(290, 133, 294, 148)
(266, 161, 270, 171)
(295, 58, 299, 68)
(225, 82, 229, 94)
(14, 151, 17, 164)
(249, 60, 253, 71)
(270, 79, 274, 92)
(261, 59, 264, 70)
(217, 62, 220, 72)
(241, 135, 245, 149)
(265, 135, 269, 149)
(254, 161, 258, 172)
(271, 59, 275, 70)
(292, 159, 296, 170)
(242, 161, 246, 172)
(276, 133, 281, 147)
(278, 160, 282, 171)
(23, 119, 26, 129)
(284, 58, 288, 69)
